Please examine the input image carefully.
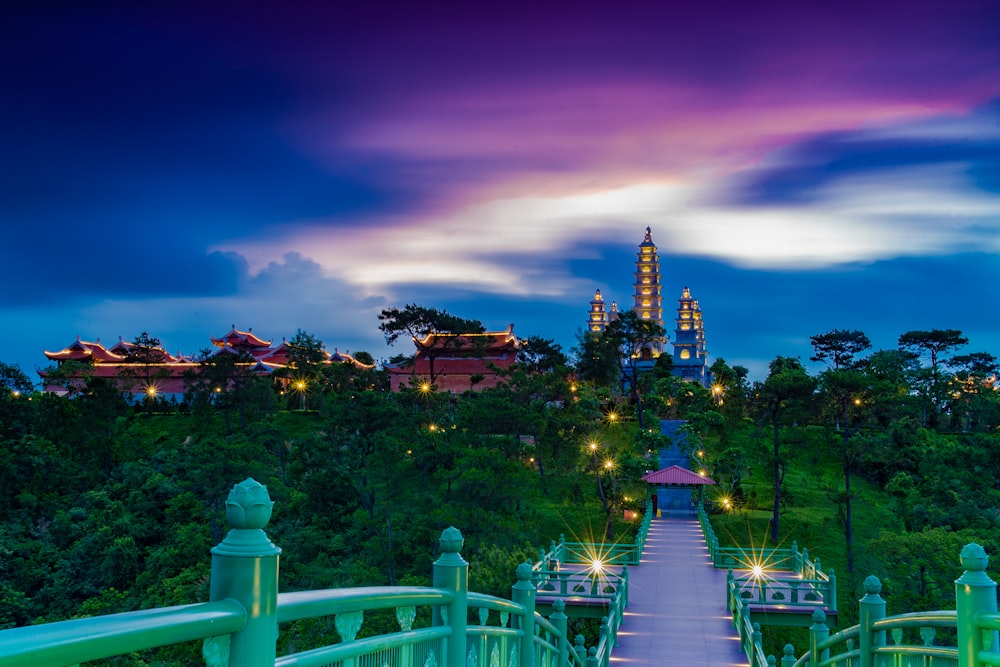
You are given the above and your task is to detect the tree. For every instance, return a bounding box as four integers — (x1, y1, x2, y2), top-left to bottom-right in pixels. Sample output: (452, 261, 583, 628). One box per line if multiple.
(0, 362, 33, 397)
(860, 349, 920, 426)
(184, 346, 271, 433)
(753, 356, 816, 544)
(572, 330, 620, 389)
(377, 304, 485, 345)
(515, 336, 568, 375)
(603, 311, 667, 428)
(810, 329, 872, 572)
(377, 304, 485, 384)
(946, 352, 1000, 431)
(810, 329, 871, 370)
(708, 357, 751, 424)
(122, 332, 172, 404)
(898, 329, 968, 427)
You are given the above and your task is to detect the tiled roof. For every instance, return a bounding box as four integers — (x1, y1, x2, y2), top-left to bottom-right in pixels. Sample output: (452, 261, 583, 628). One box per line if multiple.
(641, 465, 715, 486)
(211, 326, 272, 349)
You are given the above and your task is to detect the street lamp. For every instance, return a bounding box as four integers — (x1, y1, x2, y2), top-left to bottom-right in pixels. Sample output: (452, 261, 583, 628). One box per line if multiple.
(294, 379, 307, 410)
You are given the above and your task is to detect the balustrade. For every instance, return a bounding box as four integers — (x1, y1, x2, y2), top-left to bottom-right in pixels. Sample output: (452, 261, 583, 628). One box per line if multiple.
(0, 478, 602, 667)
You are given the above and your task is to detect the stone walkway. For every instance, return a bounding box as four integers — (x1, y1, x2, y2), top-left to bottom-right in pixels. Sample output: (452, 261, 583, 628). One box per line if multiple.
(610, 516, 750, 667)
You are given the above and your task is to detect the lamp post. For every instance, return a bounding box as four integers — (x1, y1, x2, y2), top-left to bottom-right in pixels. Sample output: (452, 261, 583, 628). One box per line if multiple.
(294, 380, 307, 411)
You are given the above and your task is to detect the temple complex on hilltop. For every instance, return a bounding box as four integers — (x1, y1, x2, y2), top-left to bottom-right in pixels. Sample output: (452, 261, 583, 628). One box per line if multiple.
(385, 324, 520, 393)
(586, 227, 709, 386)
(39, 326, 372, 397)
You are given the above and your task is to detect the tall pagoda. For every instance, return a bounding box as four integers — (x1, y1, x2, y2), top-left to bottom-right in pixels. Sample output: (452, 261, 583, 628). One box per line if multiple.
(633, 227, 665, 358)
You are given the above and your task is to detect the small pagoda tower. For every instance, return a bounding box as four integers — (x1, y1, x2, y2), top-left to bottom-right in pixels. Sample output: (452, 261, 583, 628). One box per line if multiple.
(633, 227, 665, 356)
(587, 289, 609, 333)
(672, 287, 709, 386)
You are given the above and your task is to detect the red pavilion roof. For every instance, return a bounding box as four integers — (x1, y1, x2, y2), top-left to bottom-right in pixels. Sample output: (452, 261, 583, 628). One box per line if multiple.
(44, 338, 125, 363)
(211, 326, 273, 349)
(641, 465, 716, 486)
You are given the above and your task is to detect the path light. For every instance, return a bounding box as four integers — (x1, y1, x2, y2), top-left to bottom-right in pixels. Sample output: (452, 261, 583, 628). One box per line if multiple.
(419, 382, 431, 394)
(146, 385, 157, 398)
(591, 559, 604, 574)
(607, 411, 619, 423)
(293, 379, 308, 410)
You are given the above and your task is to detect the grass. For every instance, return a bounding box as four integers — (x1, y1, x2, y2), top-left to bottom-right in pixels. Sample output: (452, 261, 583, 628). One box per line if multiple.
(705, 430, 902, 657)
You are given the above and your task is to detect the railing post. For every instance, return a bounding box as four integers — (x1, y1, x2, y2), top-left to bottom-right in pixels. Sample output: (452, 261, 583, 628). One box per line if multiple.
(599, 617, 610, 667)
(808, 610, 829, 667)
(827, 569, 837, 613)
(727, 569, 735, 612)
(586, 646, 598, 667)
(752, 623, 763, 667)
(743, 603, 754, 655)
(621, 565, 629, 607)
(574, 635, 586, 665)
(512, 562, 537, 667)
(550, 599, 569, 667)
(433, 527, 469, 667)
(208, 478, 281, 667)
(858, 576, 885, 667)
(791, 541, 800, 575)
(782, 644, 796, 667)
(955, 543, 998, 667)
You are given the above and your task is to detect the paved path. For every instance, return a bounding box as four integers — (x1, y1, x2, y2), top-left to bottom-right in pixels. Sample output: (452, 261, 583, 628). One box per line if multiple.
(610, 516, 749, 667)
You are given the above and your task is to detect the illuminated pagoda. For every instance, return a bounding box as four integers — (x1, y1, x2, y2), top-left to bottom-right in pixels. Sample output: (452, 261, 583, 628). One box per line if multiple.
(672, 287, 708, 384)
(585, 227, 709, 386)
(633, 226, 666, 359)
(40, 326, 373, 398)
(386, 324, 520, 393)
(587, 290, 620, 333)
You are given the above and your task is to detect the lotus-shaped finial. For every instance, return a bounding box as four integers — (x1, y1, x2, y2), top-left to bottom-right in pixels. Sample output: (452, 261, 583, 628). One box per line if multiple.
(225, 478, 274, 529)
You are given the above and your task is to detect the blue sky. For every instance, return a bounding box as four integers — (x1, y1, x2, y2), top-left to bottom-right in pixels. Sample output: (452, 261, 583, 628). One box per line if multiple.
(2, 1, 998, 381)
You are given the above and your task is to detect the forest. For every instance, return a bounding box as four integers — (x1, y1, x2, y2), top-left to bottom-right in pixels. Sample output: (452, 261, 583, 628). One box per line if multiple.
(1, 312, 999, 661)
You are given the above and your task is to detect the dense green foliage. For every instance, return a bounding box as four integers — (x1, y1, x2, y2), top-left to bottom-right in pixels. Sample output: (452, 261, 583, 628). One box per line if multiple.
(0, 331, 645, 663)
(2, 319, 998, 663)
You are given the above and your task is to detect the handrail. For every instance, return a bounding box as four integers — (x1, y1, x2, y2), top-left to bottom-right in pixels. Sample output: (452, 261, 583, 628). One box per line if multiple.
(274, 626, 451, 667)
(534, 500, 654, 574)
(0, 599, 246, 666)
(277, 586, 455, 623)
(0, 479, 599, 667)
(789, 556, 1000, 667)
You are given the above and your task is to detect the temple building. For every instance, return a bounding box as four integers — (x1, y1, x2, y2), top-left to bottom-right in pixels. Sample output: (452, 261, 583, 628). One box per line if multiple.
(39, 326, 372, 397)
(385, 324, 520, 393)
(586, 227, 709, 386)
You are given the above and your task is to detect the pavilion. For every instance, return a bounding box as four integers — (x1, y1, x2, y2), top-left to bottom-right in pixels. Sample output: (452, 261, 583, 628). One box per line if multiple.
(642, 464, 716, 515)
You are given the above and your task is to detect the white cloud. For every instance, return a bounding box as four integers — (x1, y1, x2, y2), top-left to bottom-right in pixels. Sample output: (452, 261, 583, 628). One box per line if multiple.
(219, 160, 1000, 301)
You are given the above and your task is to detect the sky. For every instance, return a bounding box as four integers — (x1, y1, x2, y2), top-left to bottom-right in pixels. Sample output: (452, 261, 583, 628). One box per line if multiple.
(2, 1, 999, 382)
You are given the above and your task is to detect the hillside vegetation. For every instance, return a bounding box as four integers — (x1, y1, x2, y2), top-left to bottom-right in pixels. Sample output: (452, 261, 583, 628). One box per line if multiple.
(1, 324, 998, 661)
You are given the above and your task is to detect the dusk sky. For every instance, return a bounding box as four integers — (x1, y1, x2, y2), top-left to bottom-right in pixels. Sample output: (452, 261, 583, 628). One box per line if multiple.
(3, 2, 999, 382)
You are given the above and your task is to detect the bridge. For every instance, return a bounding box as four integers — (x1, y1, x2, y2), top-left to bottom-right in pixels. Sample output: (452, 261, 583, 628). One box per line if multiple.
(1, 478, 999, 667)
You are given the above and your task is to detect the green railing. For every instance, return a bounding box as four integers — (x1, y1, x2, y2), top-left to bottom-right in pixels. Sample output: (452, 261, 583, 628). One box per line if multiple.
(0, 479, 591, 667)
(699, 503, 837, 619)
(784, 544, 1000, 667)
(534, 500, 653, 573)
